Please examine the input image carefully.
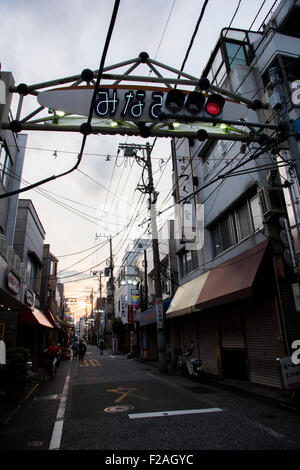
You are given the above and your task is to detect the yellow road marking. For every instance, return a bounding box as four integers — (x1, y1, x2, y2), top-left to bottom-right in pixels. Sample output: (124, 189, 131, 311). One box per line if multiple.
(107, 387, 149, 403)
(80, 359, 101, 367)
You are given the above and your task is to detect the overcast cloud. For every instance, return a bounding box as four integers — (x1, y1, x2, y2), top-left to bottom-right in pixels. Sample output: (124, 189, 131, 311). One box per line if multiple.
(1, 0, 276, 303)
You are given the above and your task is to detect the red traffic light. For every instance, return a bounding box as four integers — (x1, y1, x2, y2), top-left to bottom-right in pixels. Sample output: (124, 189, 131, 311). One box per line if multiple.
(205, 94, 225, 116)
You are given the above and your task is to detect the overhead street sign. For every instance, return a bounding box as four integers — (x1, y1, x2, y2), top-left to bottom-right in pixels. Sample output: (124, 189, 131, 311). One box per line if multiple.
(37, 85, 259, 124)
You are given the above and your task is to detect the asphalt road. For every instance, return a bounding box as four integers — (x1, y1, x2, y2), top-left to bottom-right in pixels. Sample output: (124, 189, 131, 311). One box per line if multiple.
(1, 345, 300, 459)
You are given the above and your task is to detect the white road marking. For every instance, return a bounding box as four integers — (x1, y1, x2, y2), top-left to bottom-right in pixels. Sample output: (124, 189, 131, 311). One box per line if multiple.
(34, 394, 59, 400)
(49, 363, 71, 450)
(128, 408, 223, 419)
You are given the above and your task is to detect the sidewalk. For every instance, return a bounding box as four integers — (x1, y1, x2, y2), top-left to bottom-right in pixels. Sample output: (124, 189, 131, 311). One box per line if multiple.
(135, 355, 300, 411)
(0, 370, 42, 426)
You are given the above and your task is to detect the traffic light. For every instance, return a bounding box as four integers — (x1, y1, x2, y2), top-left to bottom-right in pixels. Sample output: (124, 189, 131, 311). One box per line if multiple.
(104, 267, 110, 277)
(161, 89, 225, 121)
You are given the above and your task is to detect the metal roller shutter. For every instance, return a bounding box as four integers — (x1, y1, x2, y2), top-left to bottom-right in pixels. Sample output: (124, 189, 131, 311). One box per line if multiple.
(245, 299, 282, 388)
(220, 306, 245, 349)
(198, 313, 218, 375)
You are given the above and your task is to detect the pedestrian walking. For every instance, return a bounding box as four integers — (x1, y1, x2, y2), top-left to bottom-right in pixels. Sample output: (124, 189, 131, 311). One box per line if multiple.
(78, 338, 87, 361)
(99, 337, 105, 355)
(71, 338, 79, 357)
(42, 340, 61, 379)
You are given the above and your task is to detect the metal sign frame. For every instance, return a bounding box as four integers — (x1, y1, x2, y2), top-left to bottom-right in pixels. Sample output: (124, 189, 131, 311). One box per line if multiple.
(2, 54, 275, 142)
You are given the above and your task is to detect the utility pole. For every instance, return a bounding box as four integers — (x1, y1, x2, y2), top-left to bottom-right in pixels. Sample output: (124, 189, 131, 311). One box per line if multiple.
(269, 67, 300, 259)
(109, 235, 115, 320)
(144, 248, 148, 311)
(269, 67, 300, 185)
(145, 142, 167, 372)
(117, 142, 167, 371)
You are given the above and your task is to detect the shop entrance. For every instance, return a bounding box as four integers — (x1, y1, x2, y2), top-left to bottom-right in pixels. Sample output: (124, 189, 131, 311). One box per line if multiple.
(221, 348, 248, 381)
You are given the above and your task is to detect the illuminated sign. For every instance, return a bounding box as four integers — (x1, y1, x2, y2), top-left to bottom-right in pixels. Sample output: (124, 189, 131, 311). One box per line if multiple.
(7, 270, 20, 295)
(37, 86, 165, 123)
(94, 88, 163, 121)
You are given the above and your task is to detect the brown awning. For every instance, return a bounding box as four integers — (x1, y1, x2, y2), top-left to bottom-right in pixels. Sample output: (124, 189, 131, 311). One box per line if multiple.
(196, 240, 268, 310)
(19, 308, 54, 328)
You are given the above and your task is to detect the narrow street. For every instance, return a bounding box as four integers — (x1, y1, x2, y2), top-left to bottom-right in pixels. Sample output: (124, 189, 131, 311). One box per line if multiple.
(1, 346, 300, 455)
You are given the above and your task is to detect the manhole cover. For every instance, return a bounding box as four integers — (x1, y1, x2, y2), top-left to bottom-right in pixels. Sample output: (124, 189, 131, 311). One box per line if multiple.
(27, 441, 43, 447)
(104, 405, 134, 413)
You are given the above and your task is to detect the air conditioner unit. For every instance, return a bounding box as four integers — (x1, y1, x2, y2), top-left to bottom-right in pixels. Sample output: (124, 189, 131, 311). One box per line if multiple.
(258, 186, 285, 221)
(7, 246, 15, 268)
(0, 234, 8, 260)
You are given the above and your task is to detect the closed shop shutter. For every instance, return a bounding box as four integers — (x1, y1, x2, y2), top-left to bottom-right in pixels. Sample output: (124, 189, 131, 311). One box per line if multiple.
(245, 299, 282, 388)
(221, 306, 245, 349)
(198, 312, 218, 375)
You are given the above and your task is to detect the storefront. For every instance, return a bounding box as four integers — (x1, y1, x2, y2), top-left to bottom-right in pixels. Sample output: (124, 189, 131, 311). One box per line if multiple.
(166, 240, 286, 389)
(139, 298, 172, 361)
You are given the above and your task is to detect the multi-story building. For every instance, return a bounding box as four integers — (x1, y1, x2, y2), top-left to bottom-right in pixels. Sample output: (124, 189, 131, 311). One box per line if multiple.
(134, 220, 178, 361)
(114, 239, 148, 353)
(0, 72, 30, 351)
(166, 0, 300, 391)
(13, 200, 57, 368)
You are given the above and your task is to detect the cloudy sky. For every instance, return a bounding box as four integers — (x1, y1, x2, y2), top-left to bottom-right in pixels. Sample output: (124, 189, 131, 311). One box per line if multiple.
(1, 0, 277, 308)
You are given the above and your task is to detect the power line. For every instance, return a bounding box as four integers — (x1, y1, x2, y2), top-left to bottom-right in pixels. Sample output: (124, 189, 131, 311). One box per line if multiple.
(0, 0, 120, 200)
(176, 0, 210, 83)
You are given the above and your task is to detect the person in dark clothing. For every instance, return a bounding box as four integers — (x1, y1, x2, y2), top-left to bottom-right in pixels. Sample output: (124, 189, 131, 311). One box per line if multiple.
(78, 339, 87, 361)
(99, 337, 105, 355)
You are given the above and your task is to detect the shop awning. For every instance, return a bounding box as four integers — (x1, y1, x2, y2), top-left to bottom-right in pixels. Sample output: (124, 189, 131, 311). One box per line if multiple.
(44, 308, 59, 328)
(19, 308, 54, 328)
(166, 271, 210, 319)
(140, 298, 173, 326)
(53, 314, 73, 329)
(195, 240, 268, 310)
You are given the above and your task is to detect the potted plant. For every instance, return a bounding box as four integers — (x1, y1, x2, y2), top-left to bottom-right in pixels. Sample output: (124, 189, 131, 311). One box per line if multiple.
(6, 347, 32, 403)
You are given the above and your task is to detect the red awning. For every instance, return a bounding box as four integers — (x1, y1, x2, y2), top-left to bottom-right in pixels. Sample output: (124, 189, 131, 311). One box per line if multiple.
(195, 240, 268, 310)
(19, 308, 54, 328)
(44, 308, 58, 328)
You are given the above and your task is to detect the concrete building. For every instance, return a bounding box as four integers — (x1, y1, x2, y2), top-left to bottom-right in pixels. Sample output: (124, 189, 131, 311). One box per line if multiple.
(166, 0, 300, 391)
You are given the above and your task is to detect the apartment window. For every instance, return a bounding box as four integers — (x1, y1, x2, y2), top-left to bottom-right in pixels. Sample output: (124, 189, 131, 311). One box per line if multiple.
(49, 259, 56, 276)
(27, 255, 41, 293)
(235, 201, 252, 240)
(0, 144, 13, 191)
(211, 193, 263, 257)
(179, 250, 198, 278)
(212, 218, 234, 257)
(225, 41, 247, 70)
